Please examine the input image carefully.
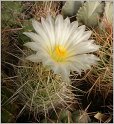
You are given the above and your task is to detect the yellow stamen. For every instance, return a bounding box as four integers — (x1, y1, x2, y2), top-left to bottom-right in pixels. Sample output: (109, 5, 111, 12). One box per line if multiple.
(50, 45, 68, 62)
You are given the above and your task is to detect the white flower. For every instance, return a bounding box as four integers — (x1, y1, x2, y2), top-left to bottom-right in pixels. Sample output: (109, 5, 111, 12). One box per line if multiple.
(23, 15, 100, 81)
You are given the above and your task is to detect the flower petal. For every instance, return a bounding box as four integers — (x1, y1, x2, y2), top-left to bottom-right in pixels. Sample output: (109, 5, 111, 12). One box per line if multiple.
(69, 25, 86, 43)
(53, 63, 70, 81)
(32, 19, 49, 42)
(24, 42, 40, 51)
(67, 40, 100, 56)
(26, 54, 41, 62)
(69, 63, 82, 75)
(41, 16, 55, 46)
(55, 14, 64, 44)
(74, 31, 92, 45)
(70, 54, 99, 72)
(75, 40, 100, 54)
(23, 32, 42, 43)
(63, 21, 79, 48)
(46, 15, 55, 42)
(60, 17, 70, 45)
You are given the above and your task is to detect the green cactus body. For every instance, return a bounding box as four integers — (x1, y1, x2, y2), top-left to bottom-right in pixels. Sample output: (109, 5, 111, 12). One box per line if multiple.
(103, 2, 113, 25)
(77, 1, 104, 27)
(16, 50, 76, 116)
(99, 2, 113, 30)
(62, 1, 83, 18)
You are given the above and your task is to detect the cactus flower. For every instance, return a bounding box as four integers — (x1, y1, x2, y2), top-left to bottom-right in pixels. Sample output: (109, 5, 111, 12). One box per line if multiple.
(23, 15, 100, 81)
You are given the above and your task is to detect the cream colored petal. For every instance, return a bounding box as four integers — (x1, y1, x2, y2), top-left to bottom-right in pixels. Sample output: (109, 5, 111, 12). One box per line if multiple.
(69, 25, 85, 43)
(71, 21, 78, 29)
(23, 32, 49, 51)
(41, 17, 55, 46)
(26, 54, 41, 62)
(69, 63, 82, 75)
(32, 19, 49, 42)
(42, 58, 54, 67)
(46, 15, 55, 42)
(67, 54, 99, 73)
(73, 25, 86, 41)
(67, 40, 100, 56)
(75, 40, 100, 54)
(65, 25, 86, 49)
(27, 53, 71, 81)
(23, 32, 42, 43)
(60, 66, 70, 82)
(74, 31, 92, 45)
(55, 14, 64, 44)
(24, 42, 39, 51)
(53, 65, 61, 74)
(60, 17, 70, 45)
(67, 58, 84, 74)
(53, 63, 70, 81)
(67, 21, 78, 38)
(62, 21, 79, 48)
(65, 27, 91, 49)
(79, 54, 99, 63)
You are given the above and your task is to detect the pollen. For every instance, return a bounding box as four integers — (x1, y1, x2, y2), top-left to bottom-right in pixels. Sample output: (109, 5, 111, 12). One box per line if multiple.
(51, 45, 68, 62)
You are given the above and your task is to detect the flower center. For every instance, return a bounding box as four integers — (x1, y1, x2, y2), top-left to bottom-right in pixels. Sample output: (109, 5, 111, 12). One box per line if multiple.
(51, 45, 68, 62)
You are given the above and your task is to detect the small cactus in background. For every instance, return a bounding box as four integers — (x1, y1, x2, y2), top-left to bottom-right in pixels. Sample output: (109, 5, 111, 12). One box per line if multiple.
(100, 2, 113, 29)
(104, 2, 113, 25)
(77, 1, 104, 27)
(61, 1, 83, 18)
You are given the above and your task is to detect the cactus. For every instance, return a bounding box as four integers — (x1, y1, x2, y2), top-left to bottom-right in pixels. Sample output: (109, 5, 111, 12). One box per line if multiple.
(104, 2, 113, 25)
(61, 1, 83, 18)
(1, 86, 18, 123)
(100, 1, 113, 29)
(15, 49, 76, 118)
(77, 1, 104, 27)
(1, 1, 23, 27)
